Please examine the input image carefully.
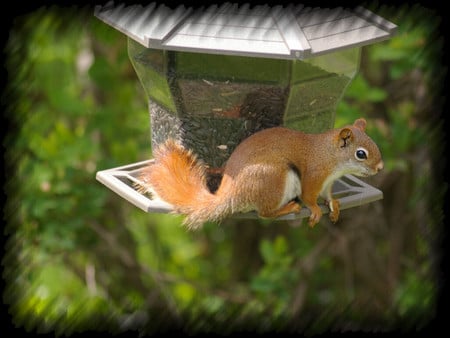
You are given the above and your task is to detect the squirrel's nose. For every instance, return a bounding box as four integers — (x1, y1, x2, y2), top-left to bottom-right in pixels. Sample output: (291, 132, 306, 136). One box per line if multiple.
(375, 161, 384, 172)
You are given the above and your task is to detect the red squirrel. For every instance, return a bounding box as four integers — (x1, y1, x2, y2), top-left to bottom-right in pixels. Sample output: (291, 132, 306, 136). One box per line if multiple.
(138, 118, 383, 229)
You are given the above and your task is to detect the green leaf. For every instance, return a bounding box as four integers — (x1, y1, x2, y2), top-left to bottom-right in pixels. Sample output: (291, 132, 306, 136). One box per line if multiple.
(344, 75, 387, 102)
(260, 239, 275, 264)
(273, 236, 288, 255)
(89, 57, 117, 90)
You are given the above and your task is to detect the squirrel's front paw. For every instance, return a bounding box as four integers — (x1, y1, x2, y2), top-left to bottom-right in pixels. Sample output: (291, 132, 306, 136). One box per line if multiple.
(308, 205, 322, 227)
(328, 199, 340, 223)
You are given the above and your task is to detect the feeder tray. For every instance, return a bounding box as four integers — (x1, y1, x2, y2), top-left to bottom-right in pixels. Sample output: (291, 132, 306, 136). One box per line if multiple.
(96, 160, 383, 222)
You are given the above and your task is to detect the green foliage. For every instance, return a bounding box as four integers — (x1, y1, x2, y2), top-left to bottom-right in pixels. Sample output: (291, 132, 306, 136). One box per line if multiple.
(5, 6, 149, 328)
(344, 75, 388, 103)
(3, 4, 442, 335)
(393, 268, 436, 330)
(250, 236, 298, 315)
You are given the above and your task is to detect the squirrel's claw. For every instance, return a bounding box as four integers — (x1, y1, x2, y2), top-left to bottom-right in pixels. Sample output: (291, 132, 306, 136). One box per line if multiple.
(308, 205, 322, 227)
(328, 199, 340, 223)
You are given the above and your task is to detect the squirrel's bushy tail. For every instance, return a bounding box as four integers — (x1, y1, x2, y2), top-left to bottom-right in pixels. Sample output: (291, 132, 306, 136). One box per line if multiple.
(143, 140, 230, 229)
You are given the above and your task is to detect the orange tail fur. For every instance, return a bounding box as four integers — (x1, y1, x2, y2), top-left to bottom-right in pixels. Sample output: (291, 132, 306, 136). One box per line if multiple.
(142, 140, 230, 229)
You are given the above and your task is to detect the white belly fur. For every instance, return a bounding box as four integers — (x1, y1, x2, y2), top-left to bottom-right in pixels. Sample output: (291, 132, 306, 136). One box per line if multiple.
(279, 169, 301, 208)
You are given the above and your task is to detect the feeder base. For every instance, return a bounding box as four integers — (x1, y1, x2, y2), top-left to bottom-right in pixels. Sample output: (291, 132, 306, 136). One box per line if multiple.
(96, 160, 383, 223)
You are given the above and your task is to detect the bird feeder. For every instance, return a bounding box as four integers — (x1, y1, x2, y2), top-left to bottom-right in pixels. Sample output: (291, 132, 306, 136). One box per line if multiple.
(94, 2, 396, 222)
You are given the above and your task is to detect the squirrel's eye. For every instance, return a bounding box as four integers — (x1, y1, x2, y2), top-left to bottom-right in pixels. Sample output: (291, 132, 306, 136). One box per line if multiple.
(355, 148, 368, 161)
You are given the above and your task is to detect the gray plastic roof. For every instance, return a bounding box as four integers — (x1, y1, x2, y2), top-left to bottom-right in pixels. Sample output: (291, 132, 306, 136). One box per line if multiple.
(94, 2, 397, 59)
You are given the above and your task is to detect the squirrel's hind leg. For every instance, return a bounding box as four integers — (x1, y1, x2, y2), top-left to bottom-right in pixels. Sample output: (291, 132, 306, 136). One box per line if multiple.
(256, 167, 301, 219)
(258, 200, 302, 219)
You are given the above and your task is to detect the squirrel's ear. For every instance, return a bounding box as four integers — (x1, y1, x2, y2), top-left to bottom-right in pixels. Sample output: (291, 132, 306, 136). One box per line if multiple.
(353, 118, 367, 131)
(338, 128, 354, 148)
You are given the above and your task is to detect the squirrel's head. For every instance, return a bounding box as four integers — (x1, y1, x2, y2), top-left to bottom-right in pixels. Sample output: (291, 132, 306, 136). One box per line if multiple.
(334, 118, 384, 177)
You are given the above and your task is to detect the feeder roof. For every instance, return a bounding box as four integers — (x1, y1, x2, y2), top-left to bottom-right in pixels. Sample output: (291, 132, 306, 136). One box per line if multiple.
(95, 2, 397, 59)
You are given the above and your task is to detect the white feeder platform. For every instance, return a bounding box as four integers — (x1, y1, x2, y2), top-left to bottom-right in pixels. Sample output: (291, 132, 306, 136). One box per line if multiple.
(96, 160, 383, 222)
